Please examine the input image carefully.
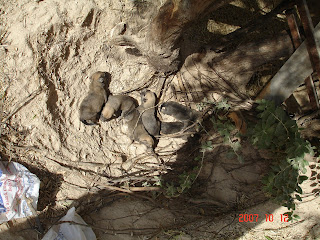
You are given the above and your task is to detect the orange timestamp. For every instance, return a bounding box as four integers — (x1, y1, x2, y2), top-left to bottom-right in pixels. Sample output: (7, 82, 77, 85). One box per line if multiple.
(239, 214, 289, 222)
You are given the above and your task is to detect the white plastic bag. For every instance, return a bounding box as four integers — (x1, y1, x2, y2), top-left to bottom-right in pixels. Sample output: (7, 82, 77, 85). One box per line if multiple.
(42, 207, 96, 240)
(0, 161, 40, 223)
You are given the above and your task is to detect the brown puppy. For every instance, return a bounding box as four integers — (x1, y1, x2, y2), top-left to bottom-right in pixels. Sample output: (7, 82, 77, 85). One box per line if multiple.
(160, 101, 199, 128)
(124, 108, 154, 149)
(138, 90, 160, 137)
(79, 71, 109, 125)
(100, 95, 137, 121)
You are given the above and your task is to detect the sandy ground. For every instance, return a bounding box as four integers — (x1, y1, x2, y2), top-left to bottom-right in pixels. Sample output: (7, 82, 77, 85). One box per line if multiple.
(0, 0, 320, 239)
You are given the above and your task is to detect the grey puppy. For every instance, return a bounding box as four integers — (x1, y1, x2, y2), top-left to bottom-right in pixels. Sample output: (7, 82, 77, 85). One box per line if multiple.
(160, 101, 199, 128)
(160, 122, 185, 135)
(79, 71, 109, 125)
(100, 95, 137, 121)
(138, 90, 160, 137)
(160, 101, 199, 135)
(124, 108, 154, 149)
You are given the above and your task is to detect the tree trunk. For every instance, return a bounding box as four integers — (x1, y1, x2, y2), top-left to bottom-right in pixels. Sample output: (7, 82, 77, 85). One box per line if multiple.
(111, 0, 232, 73)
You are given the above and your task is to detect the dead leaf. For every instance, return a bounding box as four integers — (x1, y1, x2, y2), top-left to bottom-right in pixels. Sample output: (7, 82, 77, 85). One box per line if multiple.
(228, 111, 247, 134)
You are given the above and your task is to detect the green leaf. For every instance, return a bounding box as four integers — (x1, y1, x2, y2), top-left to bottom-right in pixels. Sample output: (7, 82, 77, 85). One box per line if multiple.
(302, 159, 309, 167)
(266, 114, 276, 127)
(261, 112, 270, 124)
(237, 155, 244, 163)
(256, 100, 267, 111)
(231, 141, 241, 151)
(268, 172, 275, 182)
(274, 175, 282, 188)
(274, 107, 287, 121)
(288, 202, 296, 210)
(296, 186, 302, 194)
(271, 165, 280, 172)
(295, 194, 302, 201)
(265, 236, 273, 240)
(142, 181, 150, 187)
(261, 176, 269, 185)
(285, 119, 297, 129)
(264, 133, 273, 148)
(292, 162, 299, 170)
(215, 100, 231, 110)
(275, 122, 286, 137)
(165, 183, 178, 197)
(298, 175, 308, 184)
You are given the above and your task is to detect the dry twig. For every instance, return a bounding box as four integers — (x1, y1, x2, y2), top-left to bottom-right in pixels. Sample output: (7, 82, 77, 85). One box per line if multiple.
(2, 86, 44, 123)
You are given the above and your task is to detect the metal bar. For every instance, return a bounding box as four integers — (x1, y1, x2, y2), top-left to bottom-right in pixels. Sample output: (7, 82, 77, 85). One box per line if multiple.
(286, 8, 319, 110)
(297, 0, 320, 81)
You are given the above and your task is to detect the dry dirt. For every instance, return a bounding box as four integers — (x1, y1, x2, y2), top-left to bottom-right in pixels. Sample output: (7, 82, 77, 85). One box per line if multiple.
(0, 0, 320, 239)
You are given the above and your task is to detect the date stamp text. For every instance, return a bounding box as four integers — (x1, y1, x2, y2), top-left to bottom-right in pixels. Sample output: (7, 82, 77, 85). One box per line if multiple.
(239, 214, 289, 222)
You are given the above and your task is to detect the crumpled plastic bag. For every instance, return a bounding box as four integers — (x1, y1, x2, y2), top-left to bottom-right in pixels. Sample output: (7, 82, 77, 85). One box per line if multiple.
(0, 161, 40, 223)
(42, 207, 96, 240)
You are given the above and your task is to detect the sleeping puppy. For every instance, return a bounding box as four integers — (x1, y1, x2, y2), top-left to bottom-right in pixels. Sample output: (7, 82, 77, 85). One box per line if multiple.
(160, 122, 185, 135)
(160, 101, 199, 135)
(137, 90, 160, 137)
(124, 108, 154, 150)
(79, 71, 110, 125)
(160, 101, 199, 128)
(100, 95, 137, 121)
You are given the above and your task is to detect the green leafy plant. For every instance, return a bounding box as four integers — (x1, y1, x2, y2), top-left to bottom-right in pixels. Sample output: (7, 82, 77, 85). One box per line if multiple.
(165, 182, 179, 197)
(163, 169, 199, 198)
(160, 99, 312, 220)
(204, 99, 311, 220)
(209, 99, 243, 162)
(161, 166, 200, 198)
(162, 140, 210, 198)
(211, 116, 243, 162)
(214, 98, 231, 111)
(250, 99, 311, 221)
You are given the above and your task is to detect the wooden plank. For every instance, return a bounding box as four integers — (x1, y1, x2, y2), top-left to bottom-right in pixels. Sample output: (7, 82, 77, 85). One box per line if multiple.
(286, 8, 319, 110)
(297, 0, 320, 81)
(256, 22, 320, 105)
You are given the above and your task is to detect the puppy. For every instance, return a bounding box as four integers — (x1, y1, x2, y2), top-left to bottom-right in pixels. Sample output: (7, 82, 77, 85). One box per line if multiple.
(160, 101, 199, 128)
(160, 122, 185, 135)
(137, 90, 160, 137)
(124, 108, 154, 149)
(100, 95, 137, 121)
(79, 71, 109, 125)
